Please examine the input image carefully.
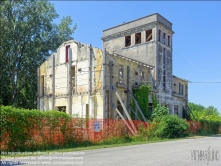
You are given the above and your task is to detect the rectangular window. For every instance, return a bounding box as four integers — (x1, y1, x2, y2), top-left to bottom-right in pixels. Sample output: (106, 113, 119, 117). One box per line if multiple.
(119, 65, 124, 83)
(174, 105, 178, 115)
(179, 83, 184, 95)
(125, 35, 131, 47)
(163, 76, 166, 90)
(163, 32, 166, 44)
(158, 29, 161, 42)
(66, 45, 70, 63)
(149, 103, 153, 113)
(168, 35, 170, 47)
(135, 32, 141, 44)
(146, 29, 152, 42)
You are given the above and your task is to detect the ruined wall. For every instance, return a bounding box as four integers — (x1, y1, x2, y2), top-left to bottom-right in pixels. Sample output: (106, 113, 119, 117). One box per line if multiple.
(105, 53, 153, 118)
(38, 40, 104, 119)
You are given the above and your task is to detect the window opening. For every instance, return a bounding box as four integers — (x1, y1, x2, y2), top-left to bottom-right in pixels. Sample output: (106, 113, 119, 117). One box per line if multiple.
(119, 65, 124, 83)
(66, 45, 70, 63)
(174, 105, 178, 115)
(163, 33, 166, 44)
(168, 35, 170, 47)
(135, 32, 141, 44)
(148, 103, 153, 113)
(125, 35, 131, 47)
(179, 83, 184, 95)
(158, 29, 161, 42)
(146, 29, 152, 42)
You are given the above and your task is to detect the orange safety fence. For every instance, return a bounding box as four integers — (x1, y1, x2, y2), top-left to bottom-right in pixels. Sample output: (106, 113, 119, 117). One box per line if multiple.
(1, 117, 219, 151)
(0, 118, 149, 151)
(187, 121, 202, 134)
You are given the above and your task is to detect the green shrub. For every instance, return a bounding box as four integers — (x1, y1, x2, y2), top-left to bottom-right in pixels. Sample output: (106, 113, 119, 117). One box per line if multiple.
(154, 115, 189, 138)
(151, 104, 169, 120)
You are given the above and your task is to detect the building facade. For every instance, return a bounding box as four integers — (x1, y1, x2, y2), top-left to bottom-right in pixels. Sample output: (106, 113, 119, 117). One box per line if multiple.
(37, 13, 188, 119)
(102, 13, 188, 117)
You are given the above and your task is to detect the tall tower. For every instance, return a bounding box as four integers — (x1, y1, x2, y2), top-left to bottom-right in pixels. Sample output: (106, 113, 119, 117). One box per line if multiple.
(102, 13, 174, 93)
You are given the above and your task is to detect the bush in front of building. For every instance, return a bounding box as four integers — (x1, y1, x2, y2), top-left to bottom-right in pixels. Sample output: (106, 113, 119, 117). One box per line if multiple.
(144, 104, 189, 139)
(153, 115, 189, 138)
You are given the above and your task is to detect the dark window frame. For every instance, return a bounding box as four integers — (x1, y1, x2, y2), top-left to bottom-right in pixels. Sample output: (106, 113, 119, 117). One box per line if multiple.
(66, 45, 70, 63)
(146, 29, 152, 42)
(168, 35, 170, 47)
(125, 35, 131, 47)
(174, 105, 178, 115)
(158, 29, 161, 42)
(135, 32, 141, 45)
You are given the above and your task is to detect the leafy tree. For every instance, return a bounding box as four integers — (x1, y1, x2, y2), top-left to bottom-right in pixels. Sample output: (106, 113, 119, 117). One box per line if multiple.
(206, 106, 219, 116)
(0, 0, 76, 108)
(188, 102, 205, 112)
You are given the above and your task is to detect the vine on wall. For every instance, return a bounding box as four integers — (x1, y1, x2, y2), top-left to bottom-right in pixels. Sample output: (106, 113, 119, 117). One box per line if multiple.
(130, 84, 152, 120)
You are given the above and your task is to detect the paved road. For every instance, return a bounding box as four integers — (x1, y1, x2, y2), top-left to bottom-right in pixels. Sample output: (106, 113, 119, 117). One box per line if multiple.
(1, 136, 221, 166)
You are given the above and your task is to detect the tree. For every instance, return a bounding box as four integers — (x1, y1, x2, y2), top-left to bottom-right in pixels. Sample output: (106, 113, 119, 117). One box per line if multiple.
(188, 102, 205, 112)
(0, 0, 76, 108)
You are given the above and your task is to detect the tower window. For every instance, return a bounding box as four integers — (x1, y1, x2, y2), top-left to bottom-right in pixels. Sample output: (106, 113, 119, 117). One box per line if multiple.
(146, 29, 152, 42)
(135, 32, 141, 44)
(163, 33, 166, 44)
(158, 29, 161, 42)
(125, 35, 131, 47)
(168, 35, 170, 47)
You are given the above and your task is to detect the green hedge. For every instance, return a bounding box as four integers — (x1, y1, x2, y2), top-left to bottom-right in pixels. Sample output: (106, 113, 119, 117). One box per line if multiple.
(0, 106, 71, 151)
(198, 119, 221, 134)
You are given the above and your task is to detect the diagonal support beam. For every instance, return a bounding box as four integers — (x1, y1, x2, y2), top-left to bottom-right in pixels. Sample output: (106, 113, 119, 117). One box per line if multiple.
(127, 89, 147, 122)
(116, 91, 137, 134)
(115, 107, 136, 136)
(129, 105, 141, 121)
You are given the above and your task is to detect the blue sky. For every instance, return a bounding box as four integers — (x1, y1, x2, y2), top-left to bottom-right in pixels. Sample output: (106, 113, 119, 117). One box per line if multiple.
(51, 1, 221, 113)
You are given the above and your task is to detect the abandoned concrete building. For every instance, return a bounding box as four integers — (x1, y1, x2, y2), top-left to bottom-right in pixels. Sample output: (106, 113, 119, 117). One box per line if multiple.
(37, 13, 188, 120)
